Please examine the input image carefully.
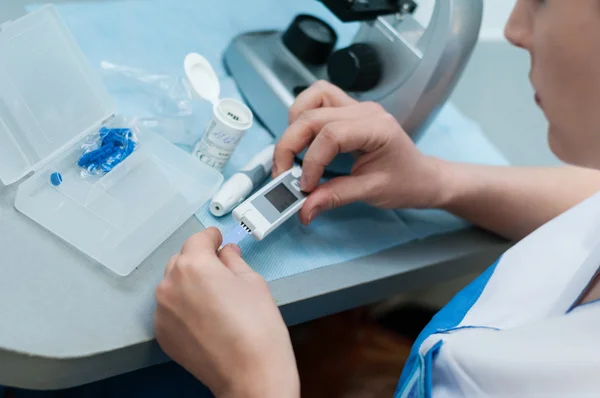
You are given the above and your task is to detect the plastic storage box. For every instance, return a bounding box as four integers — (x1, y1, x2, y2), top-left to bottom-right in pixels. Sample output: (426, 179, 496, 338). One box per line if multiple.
(0, 5, 224, 276)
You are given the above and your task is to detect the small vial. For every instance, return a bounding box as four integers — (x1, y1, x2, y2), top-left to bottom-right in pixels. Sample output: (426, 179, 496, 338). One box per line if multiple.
(193, 98, 253, 171)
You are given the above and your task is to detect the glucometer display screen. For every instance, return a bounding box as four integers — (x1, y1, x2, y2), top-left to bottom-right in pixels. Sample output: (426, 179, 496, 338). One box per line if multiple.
(265, 183, 297, 213)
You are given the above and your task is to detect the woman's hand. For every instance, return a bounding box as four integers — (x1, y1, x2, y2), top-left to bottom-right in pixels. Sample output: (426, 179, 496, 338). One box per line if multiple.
(154, 228, 300, 398)
(273, 80, 447, 224)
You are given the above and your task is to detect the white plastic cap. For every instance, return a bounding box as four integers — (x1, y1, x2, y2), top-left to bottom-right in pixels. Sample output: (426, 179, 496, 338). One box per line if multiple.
(184, 52, 220, 107)
(209, 173, 253, 217)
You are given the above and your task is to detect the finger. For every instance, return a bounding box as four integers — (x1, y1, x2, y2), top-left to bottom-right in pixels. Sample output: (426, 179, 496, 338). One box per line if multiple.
(218, 244, 254, 275)
(222, 243, 242, 257)
(300, 118, 388, 192)
(164, 254, 179, 277)
(274, 105, 371, 178)
(299, 174, 380, 225)
(289, 81, 357, 124)
(180, 227, 222, 258)
(275, 107, 352, 177)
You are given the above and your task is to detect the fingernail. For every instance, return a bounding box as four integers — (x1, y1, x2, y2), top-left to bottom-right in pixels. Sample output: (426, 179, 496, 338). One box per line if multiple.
(308, 207, 321, 224)
(225, 244, 242, 256)
(300, 175, 308, 191)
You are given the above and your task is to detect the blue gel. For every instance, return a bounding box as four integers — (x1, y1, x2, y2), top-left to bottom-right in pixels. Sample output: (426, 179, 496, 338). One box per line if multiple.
(50, 172, 63, 186)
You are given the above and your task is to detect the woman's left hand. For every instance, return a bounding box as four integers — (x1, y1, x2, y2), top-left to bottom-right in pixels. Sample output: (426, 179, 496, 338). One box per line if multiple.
(154, 228, 300, 398)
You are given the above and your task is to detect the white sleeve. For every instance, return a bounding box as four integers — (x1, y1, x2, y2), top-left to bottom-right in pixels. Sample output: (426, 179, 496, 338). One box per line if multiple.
(431, 303, 600, 397)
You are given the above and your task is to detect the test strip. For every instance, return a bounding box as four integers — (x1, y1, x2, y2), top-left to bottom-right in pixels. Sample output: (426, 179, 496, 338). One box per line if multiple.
(219, 224, 249, 250)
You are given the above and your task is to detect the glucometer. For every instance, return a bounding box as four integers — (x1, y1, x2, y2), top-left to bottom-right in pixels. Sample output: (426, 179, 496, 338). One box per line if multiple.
(220, 165, 307, 248)
(234, 165, 307, 240)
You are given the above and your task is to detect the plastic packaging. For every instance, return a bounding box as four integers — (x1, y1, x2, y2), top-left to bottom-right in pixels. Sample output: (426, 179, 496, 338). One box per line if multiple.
(98, 56, 255, 167)
(99, 61, 203, 149)
(100, 61, 194, 118)
(78, 116, 139, 178)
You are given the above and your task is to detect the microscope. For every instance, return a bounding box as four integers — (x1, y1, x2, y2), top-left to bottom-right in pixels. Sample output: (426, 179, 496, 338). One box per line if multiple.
(223, 0, 483, 175)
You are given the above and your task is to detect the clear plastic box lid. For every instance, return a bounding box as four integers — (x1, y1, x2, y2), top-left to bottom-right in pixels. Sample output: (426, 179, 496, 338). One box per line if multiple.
(2, 5, 224, 276)
(0, 5, 115, 185)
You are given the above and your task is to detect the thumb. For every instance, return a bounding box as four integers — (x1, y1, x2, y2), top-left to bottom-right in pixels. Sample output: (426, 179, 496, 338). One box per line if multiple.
(299, 174, 375, 225)
(219, 244, 254, 275)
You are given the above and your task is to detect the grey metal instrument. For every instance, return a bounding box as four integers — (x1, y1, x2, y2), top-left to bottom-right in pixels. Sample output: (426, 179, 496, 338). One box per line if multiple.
(223, 0, 483, 175)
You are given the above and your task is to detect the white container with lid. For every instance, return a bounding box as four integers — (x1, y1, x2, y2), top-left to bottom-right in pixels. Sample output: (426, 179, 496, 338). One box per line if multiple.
(0, 5, 224, 276)
(185, 53, 254, 171)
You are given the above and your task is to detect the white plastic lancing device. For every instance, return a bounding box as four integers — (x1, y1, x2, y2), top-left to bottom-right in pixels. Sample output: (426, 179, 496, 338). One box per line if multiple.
(210, 144, 275, 217)
(232, 165, 307, 241)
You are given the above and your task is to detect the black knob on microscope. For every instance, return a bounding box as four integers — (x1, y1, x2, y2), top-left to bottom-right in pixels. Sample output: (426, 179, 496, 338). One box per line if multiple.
(327, 43, 382, 92)
(282, 14, 338, 65)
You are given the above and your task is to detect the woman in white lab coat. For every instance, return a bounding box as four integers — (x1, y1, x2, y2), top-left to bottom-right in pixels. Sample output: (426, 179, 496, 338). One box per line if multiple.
(153, 1, 600, 397)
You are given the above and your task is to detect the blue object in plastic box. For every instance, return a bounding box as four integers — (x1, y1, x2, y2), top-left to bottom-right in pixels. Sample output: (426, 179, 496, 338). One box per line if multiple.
(0, 5, 224, 276)
(78, 127, 137, 174)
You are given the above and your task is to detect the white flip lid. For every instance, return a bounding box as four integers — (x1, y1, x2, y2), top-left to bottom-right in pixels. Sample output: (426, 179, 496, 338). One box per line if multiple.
(184, 52, 253, 131)
(184, 52, 221, 107)
(0, 5, 115, 185)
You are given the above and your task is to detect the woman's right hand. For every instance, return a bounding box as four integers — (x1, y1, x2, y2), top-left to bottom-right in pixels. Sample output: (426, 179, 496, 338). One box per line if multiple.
(273, 80, 449, 224)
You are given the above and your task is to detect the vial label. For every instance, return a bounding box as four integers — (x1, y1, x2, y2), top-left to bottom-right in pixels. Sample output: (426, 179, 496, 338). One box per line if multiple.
(193, 120, 245, 170)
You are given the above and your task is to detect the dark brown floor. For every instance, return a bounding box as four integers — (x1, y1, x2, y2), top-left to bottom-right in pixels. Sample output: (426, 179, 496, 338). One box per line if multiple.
(290, 306, 419, 398)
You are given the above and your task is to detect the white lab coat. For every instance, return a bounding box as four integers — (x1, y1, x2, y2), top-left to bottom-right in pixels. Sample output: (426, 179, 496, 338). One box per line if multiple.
(394, 190, 600, 397)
